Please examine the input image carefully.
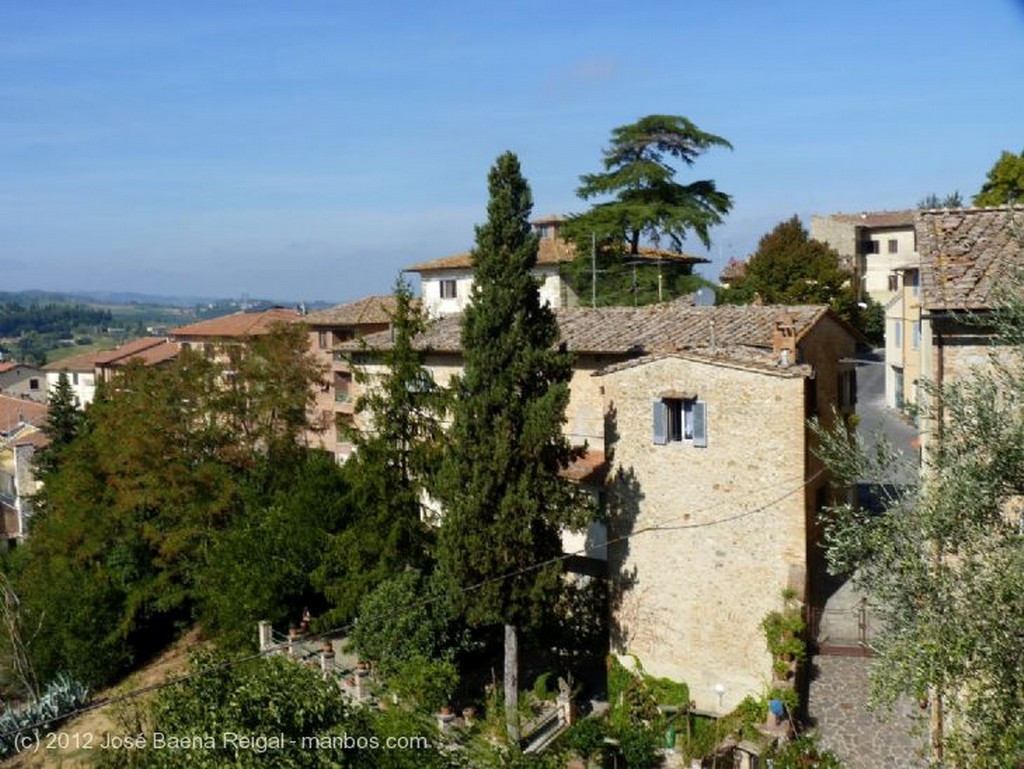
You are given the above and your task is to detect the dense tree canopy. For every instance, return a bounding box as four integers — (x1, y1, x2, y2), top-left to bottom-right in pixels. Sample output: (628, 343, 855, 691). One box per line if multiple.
(435, 152, 588, 740)
(563, 114, 733, 255)
(7, 324, 328, 685)
(742, 216, 850, 305)
(315, 277, 443, 625)
(973, 150, 1024, 206)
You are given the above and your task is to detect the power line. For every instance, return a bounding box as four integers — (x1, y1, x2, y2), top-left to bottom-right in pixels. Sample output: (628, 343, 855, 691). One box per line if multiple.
(0, 467, 825, 741)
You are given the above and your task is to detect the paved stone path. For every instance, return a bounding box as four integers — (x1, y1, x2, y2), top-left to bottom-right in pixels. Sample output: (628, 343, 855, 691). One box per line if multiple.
(808, 655, 928, 769)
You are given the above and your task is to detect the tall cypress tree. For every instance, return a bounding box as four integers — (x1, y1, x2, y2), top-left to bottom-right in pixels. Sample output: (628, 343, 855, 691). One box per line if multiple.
(35, 370, 83, 477)
(436, 152, 586, 742)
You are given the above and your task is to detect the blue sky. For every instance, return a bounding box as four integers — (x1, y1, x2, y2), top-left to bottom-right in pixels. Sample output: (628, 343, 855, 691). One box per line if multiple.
(2, 1, 1023, 303)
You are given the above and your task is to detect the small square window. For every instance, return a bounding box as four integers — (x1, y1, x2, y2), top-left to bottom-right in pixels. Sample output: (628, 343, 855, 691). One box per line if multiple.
(888, 239, 898, 254)
(28, 378, 39, 390)
(440, 280, 457, 299)
(888, 274, 899, 292)
(666, 398, 694, 442)
(653, 398, 707, 447)
(317, 331, 329, 349)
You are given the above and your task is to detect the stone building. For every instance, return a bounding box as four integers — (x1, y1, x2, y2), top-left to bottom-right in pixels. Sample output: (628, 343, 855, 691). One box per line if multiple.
(301, 295, 399, 461)
(915, 206, 1024, 460)
(347, 300, 862, 713)
(811, 210, 917, 304)
(0, 393, 48, 544)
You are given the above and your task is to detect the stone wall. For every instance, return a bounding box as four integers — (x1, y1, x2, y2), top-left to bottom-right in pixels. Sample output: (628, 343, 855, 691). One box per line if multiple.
(597, 355, 808, 713)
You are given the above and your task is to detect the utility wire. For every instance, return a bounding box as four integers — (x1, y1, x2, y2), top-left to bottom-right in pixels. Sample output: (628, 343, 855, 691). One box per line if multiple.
(0, 467, 825, 741)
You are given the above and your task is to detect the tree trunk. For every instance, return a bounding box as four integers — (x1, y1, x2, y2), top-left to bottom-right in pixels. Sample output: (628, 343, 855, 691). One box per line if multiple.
(504, 623, 520, 744)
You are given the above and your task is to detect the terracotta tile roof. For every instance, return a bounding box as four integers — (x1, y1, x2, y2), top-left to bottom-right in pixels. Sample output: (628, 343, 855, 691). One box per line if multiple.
(304, 295, 400, 327)
(347, 301, 830, 356)
(0, 363, 17, 374)
(94, 337, 168, 364)
(10, 426, 49, 450)
(405, 240, 709, 273)
(98, 339, 181, 368)
(170, 308, 301, 339)
(917, 207, 1024, 311)
(43, 350, 105, 372)
(825, 210, 916, 229)
(0, 394, 46, 435)
(560, 449, 607, 482)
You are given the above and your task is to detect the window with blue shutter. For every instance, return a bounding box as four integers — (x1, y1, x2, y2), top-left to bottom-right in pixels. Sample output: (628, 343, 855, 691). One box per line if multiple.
(652, 400, 667, 445)
(655, 397, 707, 447)
(692, 401, 708, 447)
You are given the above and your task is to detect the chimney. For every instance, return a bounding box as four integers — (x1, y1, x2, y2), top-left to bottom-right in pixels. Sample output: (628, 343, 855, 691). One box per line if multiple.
(773, 312, 798, 365)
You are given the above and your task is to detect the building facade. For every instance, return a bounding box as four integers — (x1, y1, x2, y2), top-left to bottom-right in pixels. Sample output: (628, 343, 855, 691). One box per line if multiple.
(811, 210, 917, 304)
(348, 301, 861, 713)
(915, 206, 1024, 460)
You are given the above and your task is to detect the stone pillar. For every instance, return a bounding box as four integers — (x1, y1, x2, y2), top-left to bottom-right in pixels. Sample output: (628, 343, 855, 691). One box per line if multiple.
(320, 642, 335, 678)
(257, 621, 273, 652)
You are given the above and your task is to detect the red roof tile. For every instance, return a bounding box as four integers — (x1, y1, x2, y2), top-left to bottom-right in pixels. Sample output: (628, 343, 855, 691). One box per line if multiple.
(347, 301, 832, 357)
(94, 337, 168, 364)
(0, 394, 46, 435)
(171, 308, 301, 339)
(43, 350, 105, 372)
(304, 296, 400, 327)
(917, 207, 1024, 311)
(560, 449, 607, 482)
(825, 210, 916, 229)
(99, 339, 181, 368)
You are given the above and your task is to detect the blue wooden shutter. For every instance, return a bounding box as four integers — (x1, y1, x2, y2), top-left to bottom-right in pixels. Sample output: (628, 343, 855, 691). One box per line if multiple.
(692, 400, 708, 448)
(652, 400, 666, 445)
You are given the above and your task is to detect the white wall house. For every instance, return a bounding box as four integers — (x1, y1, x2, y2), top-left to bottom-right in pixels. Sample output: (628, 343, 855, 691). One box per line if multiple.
(811, 210, 918, 305)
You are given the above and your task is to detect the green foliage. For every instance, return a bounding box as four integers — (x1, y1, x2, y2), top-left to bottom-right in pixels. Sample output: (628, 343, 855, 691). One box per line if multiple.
(437, 151, 589, 627)
(562, 249, 715, 307)
(11, 327, 327, 686)
(858, 297, 885, 346)
(563, 716, 607, 762)
(0, 674, 89, 759)
(811, 272, 1024, 765)
(564, 114, 733, 255)
(316, 277, 441, 625)
(761, 601, 806, 666)
(739, 215, 882, 337)
(199, 450, 352, 650)
(973, 149, 1024, 206)
(33, 370, 83, 478)
(435, 153, 590, 737)
(532, 671, 556, 702)
(0, 301, 111, 338)
(762, 732, 844, 768)
(98, 652, 455, 769)
(744, 216, 851, 305)
(615, 725, 663, 767)
(350, 569, 468, 711)
(918, 191, 963, 209)
(606, 654, 687, 765)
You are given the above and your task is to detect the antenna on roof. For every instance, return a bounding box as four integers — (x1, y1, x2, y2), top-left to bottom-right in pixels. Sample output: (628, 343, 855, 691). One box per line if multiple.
(694, 287, 716, 307)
